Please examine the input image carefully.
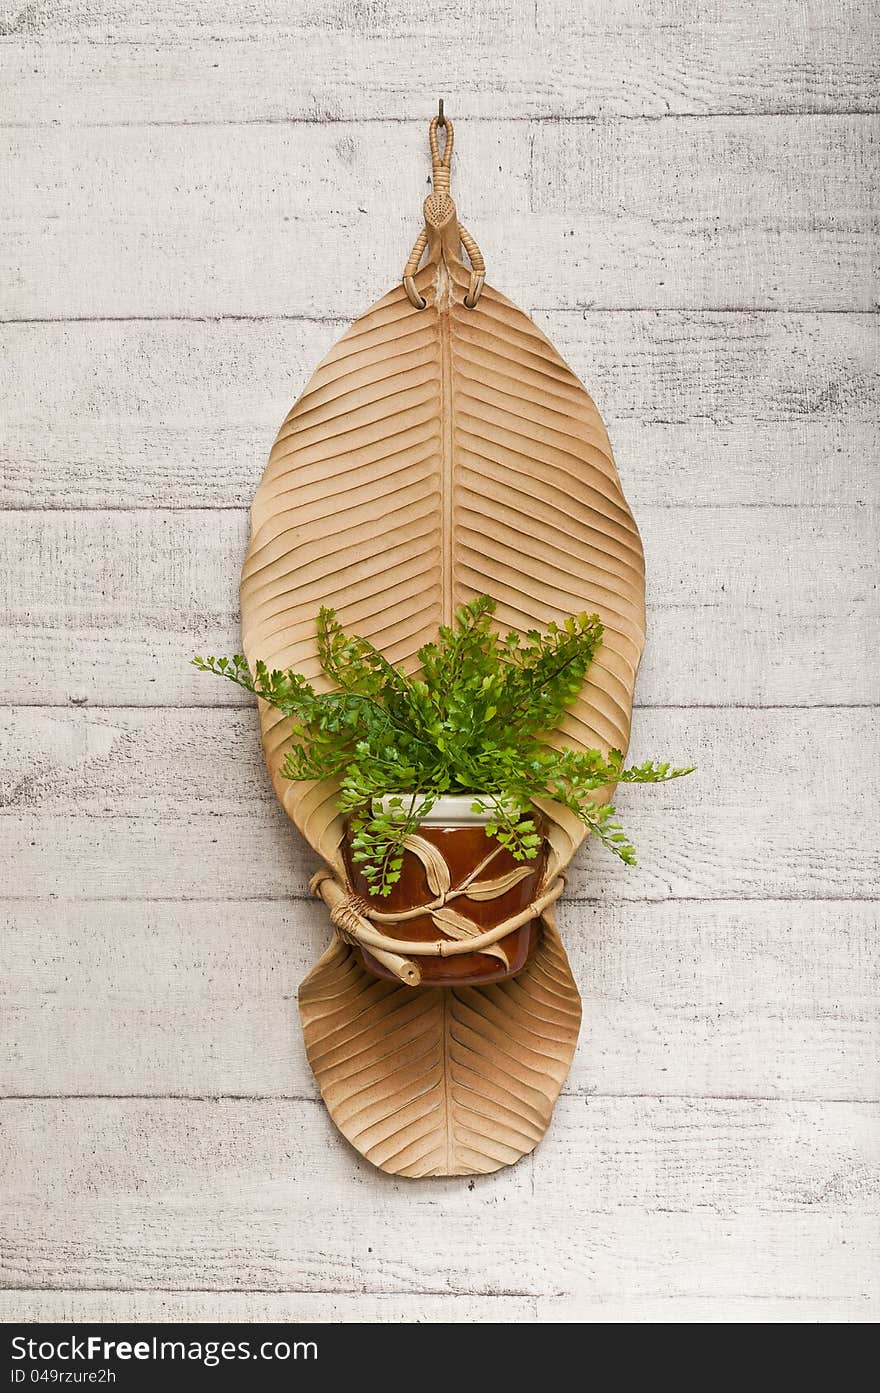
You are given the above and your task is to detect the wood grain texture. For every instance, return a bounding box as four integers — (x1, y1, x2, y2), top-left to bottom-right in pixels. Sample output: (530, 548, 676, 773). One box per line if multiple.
(3, 707, 877, 904)
(532, 1295, 880, 1323)
(3, 313, 875, 510)
(4, 898, 876, 1102)
(0, 1290, 540, 1323)
(2, 1097, 877, 1295)
(1, 1, 877, 120)
(1, 0, 878, 1321)
(2, 1290, 878, 1323)
(3, 118, 877, 317)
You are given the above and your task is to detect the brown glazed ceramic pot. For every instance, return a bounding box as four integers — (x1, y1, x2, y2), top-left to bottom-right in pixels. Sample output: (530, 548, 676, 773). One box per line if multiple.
(342, 802, 546, 987)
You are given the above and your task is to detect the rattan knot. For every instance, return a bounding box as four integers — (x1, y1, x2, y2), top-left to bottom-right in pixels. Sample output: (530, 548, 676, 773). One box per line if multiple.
(329, 892, 372, 941)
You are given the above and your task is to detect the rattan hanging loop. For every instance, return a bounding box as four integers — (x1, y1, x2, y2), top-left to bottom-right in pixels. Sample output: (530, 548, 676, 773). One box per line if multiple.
(403, 113, 486, 310)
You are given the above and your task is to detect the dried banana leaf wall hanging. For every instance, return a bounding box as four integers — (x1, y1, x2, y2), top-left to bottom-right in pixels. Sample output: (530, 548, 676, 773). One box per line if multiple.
(241, 112, 645, 1176)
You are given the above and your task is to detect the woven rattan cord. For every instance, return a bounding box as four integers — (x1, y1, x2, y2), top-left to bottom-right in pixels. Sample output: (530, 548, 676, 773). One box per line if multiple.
(429, 109, 453, 192)
(403, 112, 486, 310)
(311, 866, 565, 987)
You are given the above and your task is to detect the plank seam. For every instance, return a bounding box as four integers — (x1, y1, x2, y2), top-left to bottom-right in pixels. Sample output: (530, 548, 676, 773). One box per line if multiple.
(2, 308, 878, 326)
(0, 896, 872, 908)
(0, 1284, 551, 1297)
(1, 112, 878, 129)
(4, 507, 876, 519)
(3, 1094, 877, 1105)
(1, 702, 875, 711)
(0, 1287, 872, 1302)
(2, 895, 876, 906)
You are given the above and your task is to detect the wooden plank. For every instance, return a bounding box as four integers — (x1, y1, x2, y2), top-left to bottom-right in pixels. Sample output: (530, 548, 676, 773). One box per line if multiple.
(1, 1, 876, 120)
(532, 113, 879, 215)
(2, 1289, 876, 1323)
(3, 899, 876, 1102)
(538, 310, 880, 427)
(0, 1290, 538, 1322)
(2, 1098, 877, 1296)
(2, 119, 876, 317)
(0, 0, 531, 40)
(2, 706, 877, 902)
(0, 499, 874, 707)
(2, 313, 874, 510)
(533, 1295, 880, 1322)
(529, 117, 879, 315)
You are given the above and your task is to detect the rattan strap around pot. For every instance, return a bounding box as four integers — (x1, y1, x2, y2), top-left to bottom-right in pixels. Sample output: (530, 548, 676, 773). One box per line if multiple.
(310, 866, 565, 987)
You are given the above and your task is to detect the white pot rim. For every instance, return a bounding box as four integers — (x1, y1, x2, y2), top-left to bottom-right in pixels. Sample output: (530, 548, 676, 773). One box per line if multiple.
(371, 793, 516, 826)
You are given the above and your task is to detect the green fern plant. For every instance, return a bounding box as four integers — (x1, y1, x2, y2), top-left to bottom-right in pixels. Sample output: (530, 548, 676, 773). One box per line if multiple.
(194, 595, 693, 895)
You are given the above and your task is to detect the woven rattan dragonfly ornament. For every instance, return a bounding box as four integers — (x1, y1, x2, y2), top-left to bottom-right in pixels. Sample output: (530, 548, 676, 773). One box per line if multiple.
(196, 107, 690, 1177)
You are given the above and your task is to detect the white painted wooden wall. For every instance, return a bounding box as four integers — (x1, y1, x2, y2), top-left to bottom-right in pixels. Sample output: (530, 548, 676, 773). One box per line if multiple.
(1, 1, 878, 1324)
